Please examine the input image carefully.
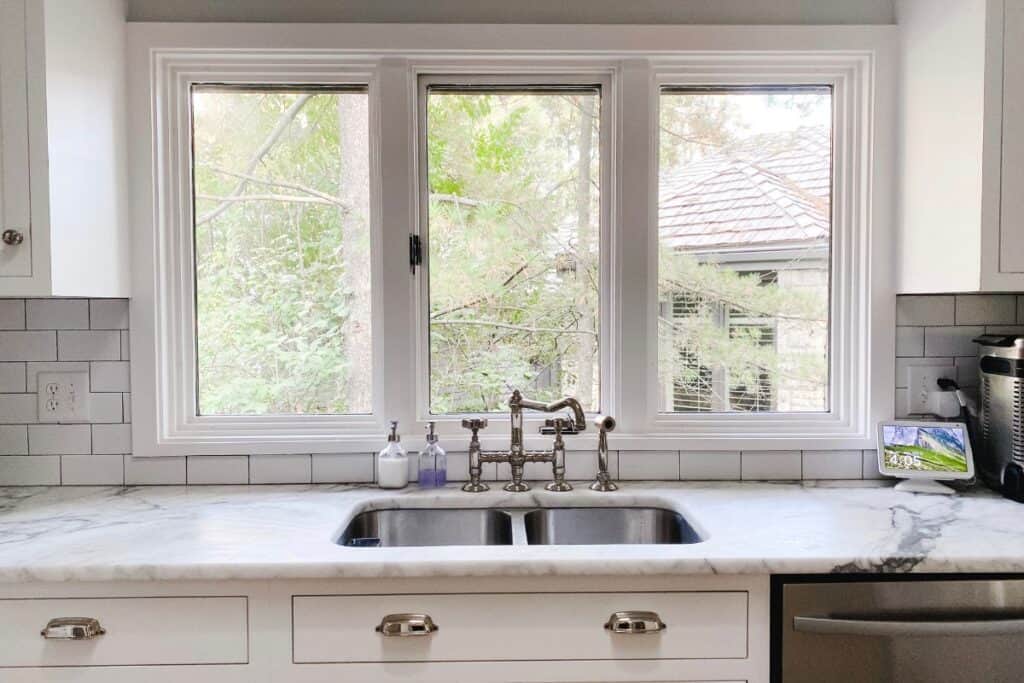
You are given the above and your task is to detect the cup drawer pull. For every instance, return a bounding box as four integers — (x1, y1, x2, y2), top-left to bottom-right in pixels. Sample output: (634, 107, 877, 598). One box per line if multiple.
(605, 610, 667, 634)
(41, 617, 106, 640)
(375, 613, 439, 637)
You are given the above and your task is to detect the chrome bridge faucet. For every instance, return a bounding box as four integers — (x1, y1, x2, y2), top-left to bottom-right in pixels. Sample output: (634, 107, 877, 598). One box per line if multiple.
(461, 389, 617, 493)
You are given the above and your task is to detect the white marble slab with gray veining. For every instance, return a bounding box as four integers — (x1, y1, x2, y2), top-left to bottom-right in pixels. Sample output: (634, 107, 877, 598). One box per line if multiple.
(1, 481, 1024, 583)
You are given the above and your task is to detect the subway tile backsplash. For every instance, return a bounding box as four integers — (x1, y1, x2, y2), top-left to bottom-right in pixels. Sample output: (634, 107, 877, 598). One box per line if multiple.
(0, 299, 132, 485)
(894, 293, 1024, 416)
(0, 294, 1020, 485)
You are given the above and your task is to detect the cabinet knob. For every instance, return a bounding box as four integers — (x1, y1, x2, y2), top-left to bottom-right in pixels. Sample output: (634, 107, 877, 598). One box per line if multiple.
(604, 610, 667, 634)
(40, 617, 106, 640)
(375, 613, 439, 637)
(2, 229, 24, 246)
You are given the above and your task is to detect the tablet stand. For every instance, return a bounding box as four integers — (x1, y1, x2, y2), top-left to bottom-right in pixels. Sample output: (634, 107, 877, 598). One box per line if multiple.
(894, 479, 955, 495)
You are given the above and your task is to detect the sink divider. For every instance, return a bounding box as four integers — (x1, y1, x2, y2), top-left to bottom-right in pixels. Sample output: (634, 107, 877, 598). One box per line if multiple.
(504, 510, 531, 546)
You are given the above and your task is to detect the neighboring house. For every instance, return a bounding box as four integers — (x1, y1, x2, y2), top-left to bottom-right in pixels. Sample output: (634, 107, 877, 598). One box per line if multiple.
(659, 128, 831, 413)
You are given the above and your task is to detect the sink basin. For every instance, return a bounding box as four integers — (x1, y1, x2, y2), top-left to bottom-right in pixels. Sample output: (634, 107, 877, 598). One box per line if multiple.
(338, 508, 513, 547)
(523, 507, 702, 545)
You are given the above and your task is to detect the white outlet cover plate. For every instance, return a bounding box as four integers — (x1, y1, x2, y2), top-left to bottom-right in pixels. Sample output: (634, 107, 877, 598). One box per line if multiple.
(905, 363, 956, 415)
(36, 371, 91, 423)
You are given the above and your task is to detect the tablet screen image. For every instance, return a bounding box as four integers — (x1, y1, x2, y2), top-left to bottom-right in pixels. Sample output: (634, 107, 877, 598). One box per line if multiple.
(881, 424, 969, 474)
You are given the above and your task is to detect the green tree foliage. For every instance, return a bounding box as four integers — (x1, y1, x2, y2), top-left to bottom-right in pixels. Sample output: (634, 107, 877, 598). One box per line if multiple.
(189, 85, 828, 419)
(193, 90, 371, 415)
(426, 90, 600, 413)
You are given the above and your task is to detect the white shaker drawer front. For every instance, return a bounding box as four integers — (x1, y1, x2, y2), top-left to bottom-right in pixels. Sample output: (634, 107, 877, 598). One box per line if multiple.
(293, 591, 747, 664)
(0, 596, 248, 668)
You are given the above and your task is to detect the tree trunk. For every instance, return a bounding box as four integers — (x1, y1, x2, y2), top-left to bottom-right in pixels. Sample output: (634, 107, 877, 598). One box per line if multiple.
(573, 98, 596, 408)
(337, 94, 372, 412)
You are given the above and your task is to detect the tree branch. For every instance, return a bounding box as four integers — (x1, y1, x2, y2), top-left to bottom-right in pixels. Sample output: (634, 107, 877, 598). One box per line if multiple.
(659, 125, 724, 149)
(195, 193, 342, 206)
(432, 319, 597, 336)
(205, 166, 350, 210)
(430, 258, 540, 320)
(430, 193, 483, 207)
(196, 94, 313, 226)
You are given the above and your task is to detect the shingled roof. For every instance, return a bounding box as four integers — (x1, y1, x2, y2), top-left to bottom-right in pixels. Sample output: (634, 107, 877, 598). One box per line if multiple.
(659, 128, 831, 253)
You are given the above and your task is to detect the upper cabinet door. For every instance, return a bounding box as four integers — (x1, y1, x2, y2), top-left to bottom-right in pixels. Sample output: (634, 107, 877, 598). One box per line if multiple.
(1000, 0, 1024, 274)
(0, 0, 32, 277)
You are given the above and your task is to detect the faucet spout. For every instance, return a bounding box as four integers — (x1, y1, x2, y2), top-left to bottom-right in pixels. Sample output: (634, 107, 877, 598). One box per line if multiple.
(510, 391, 587, 432)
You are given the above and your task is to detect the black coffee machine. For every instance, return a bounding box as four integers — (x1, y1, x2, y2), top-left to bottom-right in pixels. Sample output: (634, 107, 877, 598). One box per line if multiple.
(973, 334, 1024, 501)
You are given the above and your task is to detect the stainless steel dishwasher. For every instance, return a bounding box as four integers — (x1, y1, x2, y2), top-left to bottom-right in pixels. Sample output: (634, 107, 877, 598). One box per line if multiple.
(773, 576, 1024, 682)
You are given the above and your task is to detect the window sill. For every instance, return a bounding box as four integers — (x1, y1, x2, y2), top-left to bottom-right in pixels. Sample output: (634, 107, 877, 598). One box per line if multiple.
(143, 430, 874, 457)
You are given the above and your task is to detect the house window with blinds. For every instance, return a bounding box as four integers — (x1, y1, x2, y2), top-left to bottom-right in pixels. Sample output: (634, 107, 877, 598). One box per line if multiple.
(657, 86, 832, 414)
(665, 271, 780, 413)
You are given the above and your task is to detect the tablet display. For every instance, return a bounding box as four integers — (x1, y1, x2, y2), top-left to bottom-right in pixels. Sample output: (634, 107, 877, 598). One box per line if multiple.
(879, 422, 973, 477)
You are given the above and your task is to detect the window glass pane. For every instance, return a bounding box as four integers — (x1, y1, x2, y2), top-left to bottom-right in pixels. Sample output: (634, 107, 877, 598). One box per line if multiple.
(426, 86, 601, 414)
(191, 87, 371, 415)
(658, 87, 831, 413)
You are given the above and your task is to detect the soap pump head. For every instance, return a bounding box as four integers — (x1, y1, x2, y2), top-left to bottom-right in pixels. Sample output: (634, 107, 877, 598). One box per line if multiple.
(426, 421, 438, 444)
(387, 420, 400, 443)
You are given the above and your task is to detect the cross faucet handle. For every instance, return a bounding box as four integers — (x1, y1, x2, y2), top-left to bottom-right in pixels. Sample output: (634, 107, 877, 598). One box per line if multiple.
(461, 418, 488, 432)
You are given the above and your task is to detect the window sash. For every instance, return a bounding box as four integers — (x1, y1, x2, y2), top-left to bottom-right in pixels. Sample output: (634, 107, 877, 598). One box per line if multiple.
(188, 83, 374, 418)
(413, 72, 615, 430)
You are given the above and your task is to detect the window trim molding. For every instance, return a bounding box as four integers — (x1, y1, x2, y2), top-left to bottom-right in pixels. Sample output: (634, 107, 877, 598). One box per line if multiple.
(127, 24, 895, 456)
(628, 53, 893, 448)
(134, 52, 387, 454)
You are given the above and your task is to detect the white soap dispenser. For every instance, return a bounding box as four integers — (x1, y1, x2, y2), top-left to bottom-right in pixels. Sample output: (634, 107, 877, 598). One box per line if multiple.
(377, 421, 409, 489)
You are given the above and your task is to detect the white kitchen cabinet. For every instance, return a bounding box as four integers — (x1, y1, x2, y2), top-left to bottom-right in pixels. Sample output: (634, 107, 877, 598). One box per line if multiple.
(0, 575, 770, 683)
(0, 596, 248, 667)
(0, 0, 129, 296)
(293, 591, 748, 664)
(998, 1, 1024, 276)
(0, 0, 32, 278)
(897, 0, 1024, 293)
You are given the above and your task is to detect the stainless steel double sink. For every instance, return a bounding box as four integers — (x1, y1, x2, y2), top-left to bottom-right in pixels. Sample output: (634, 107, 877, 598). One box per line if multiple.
(338, 506, 704, 547)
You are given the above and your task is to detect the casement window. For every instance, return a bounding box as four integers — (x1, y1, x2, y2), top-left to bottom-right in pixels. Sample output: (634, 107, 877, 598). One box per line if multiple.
(419, 79, 607, 416)
(130, 25, 893, 456)
(657, 87, 832, 416)
(190, 86, 372, 417)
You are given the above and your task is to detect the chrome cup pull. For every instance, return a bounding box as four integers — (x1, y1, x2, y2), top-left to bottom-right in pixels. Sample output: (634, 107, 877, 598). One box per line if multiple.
(605, 610, 667, 634)
(41, 617, 106, 640)
(375, 613, 439, 637)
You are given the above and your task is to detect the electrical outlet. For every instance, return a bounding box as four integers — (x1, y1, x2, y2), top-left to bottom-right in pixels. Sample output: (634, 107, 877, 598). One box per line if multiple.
(36, 371, 91, 423)
(906, 364, 956, 415)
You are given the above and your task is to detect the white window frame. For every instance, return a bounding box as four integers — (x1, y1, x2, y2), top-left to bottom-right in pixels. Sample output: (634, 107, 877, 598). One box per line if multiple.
(127, 24, 895, 457)
(132, 52, 387, 454)
(412, 70, 615, 437)
(622, 56, 894, 450)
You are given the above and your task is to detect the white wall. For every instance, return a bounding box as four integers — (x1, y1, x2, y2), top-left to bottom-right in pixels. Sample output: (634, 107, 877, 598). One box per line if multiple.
(126, 0, 895, 24)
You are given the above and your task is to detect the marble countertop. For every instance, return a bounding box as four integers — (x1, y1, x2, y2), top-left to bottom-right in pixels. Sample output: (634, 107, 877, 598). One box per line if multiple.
(2, 481, 1024, 583)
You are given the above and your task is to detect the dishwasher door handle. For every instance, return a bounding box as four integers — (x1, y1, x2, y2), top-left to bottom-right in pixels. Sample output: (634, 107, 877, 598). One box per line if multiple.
(794, 615, 1024, 638)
